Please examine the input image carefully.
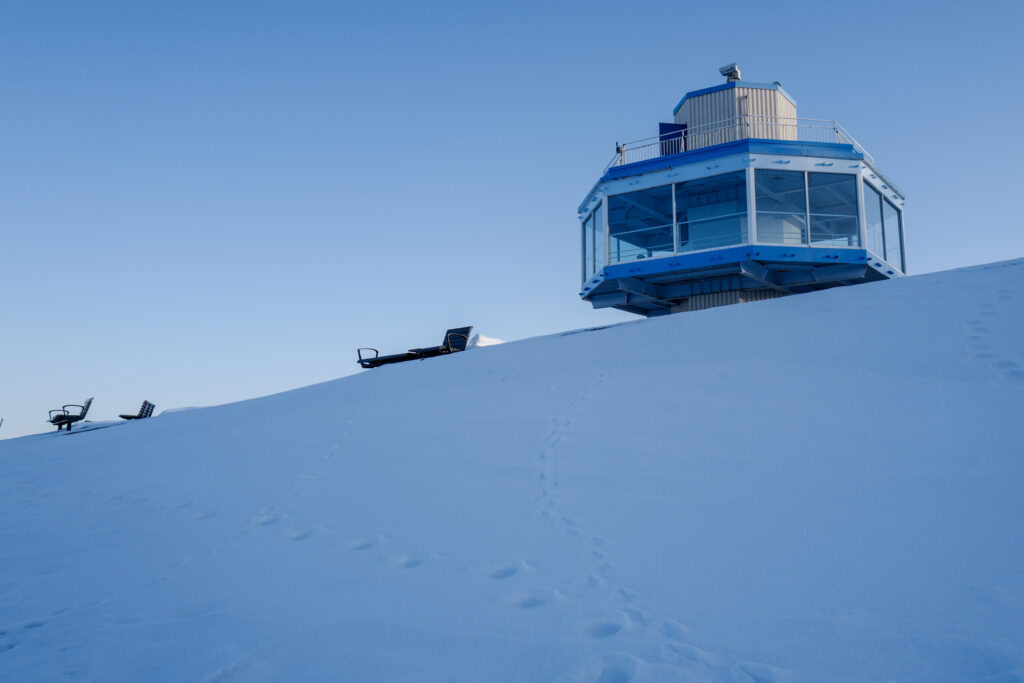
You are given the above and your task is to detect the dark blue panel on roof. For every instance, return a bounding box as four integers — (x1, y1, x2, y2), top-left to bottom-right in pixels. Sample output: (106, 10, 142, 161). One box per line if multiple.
(658, 122, 686, 156)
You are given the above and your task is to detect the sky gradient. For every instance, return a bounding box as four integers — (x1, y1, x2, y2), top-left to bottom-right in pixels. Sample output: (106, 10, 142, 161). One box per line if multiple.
(2, 0, 1022, 438)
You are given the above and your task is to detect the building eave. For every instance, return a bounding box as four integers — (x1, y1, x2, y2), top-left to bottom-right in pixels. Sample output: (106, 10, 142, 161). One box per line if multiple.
(672, 81, 798, 116)
(599, 139, 863, 183)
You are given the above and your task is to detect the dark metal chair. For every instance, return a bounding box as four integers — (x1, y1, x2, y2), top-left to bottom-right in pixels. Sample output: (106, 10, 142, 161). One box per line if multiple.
(48, 397, 93, 432)
(119, 400, 156, 420)
(358, 326, 473, 369)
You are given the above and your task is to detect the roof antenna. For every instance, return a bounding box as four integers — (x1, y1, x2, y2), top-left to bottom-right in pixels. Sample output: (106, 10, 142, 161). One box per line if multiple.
(719, 63, 741, 82)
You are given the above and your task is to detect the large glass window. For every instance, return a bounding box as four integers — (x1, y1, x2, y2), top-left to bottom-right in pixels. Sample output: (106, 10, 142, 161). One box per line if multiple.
(808, 173, 859, 246)
(675, 171, 747, 252)
(883, 199, 903, 271)
(864, 183, 884, 257)
(608, 185, 674, 264)
(755, 170, 806, 244)
(587, 169, 888, 276)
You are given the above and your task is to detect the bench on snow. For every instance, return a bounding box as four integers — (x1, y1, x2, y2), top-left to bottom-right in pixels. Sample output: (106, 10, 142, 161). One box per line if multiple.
(357, 326, 473, 369)
(120, 400, 156, 420)
(48, 397, 93, 432)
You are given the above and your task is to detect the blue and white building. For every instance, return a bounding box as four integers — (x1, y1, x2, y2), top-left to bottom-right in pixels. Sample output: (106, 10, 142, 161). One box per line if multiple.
(579, 64, 906, 316)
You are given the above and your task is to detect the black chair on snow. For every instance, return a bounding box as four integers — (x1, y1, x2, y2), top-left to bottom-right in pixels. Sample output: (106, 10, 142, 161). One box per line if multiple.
(357, 326, 473, 369)
(48, 397, 93, 432)
(120, 400, 156, 420)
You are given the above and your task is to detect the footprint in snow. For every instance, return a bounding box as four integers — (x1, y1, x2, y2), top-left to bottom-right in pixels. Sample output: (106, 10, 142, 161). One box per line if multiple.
(251, 510, 281, 526)
(517, 595, 546, 609)
(504, 587, 558, 609)
(347, 538, 375, 551)
(736, 661, 789, 683)
(488, 559, 528, 580)
(588, 622, 622, 638)
(661, 618, 692, 640)
(569, 653, 641, 683)
(579, 612, 630, 639)
(659, 620, 708, 667)
(623, 606, 649, 626)
(397, 552, 430, 569)
(0, 618, 49, 654)
(617, 587, 640, 602)
(662, 640, 708, 665)
(144, 576, 175, 588)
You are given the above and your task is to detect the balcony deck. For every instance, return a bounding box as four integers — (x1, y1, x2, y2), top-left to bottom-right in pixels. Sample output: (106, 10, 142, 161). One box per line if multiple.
(608, 115, 874, 169)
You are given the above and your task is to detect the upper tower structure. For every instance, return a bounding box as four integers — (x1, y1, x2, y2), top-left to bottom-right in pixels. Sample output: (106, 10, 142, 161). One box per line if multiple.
(579, 65, 906, 317)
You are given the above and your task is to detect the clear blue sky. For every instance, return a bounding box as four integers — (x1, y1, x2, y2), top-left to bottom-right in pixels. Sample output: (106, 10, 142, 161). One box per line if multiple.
(2, 0, 1022, 439)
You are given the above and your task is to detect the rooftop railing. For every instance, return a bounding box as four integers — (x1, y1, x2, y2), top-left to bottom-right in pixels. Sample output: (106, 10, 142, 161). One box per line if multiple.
(606, 115, 875, 170)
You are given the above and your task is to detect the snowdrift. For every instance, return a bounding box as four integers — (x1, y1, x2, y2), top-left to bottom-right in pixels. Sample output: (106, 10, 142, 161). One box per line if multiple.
(2, 259, 1023, 682)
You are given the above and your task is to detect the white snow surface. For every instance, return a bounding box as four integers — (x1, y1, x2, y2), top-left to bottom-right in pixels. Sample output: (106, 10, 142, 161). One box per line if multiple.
(2, 259, 1024, 682)
(468, 333, 505, 348)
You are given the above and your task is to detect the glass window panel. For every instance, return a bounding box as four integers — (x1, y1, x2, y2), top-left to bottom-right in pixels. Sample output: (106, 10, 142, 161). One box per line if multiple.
(593, 203, 605, 271)
(808, 173, 860, 246)
(608, 185, 674, 263)
(809, 215, 858, 246)
(883, 199, 903, 271)
(674, 171, 747, 252)
(582, 215, 594, 282)
(681, 215, 749, 252)
(864, 183, 884, 257)
(755, 169, 806, 244)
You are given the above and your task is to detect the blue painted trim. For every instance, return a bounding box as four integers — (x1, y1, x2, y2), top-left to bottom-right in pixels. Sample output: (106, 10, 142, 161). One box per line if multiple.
(672, 81, 798, 116)
(604, 246, 757, 280)
(600, 139, 863, 182)
(607, 245, 867, 279)
(581, 246, 876, 300)
(862, 160, 905, 201)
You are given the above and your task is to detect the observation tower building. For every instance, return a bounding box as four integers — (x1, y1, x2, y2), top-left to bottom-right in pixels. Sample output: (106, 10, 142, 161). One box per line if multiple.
(579, 64, 906, 316)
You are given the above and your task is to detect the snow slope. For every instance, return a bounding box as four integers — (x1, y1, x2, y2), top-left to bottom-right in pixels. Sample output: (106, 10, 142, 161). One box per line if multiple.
(468, 333, 505, 348)
(2, 259, 1023, 682)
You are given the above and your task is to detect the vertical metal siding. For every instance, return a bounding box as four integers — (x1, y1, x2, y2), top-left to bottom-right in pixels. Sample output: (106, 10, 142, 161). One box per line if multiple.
(739, 288, 786, 303)
(736, 88, 797, 140)
(678, 288, 788, 312)
(683, 89, 739, 149)
(687, 291, 741, 311)
(680, 87, 799, 150)
(777, 95, 797, 140)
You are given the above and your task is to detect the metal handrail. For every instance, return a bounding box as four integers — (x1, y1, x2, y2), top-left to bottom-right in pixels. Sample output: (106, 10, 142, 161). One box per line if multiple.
(832, 121, 874, 164)
(606, 116, 876, 170)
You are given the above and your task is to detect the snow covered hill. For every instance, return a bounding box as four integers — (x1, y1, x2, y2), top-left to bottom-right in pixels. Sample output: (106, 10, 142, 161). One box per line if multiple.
(2, 259, 1023, 682)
